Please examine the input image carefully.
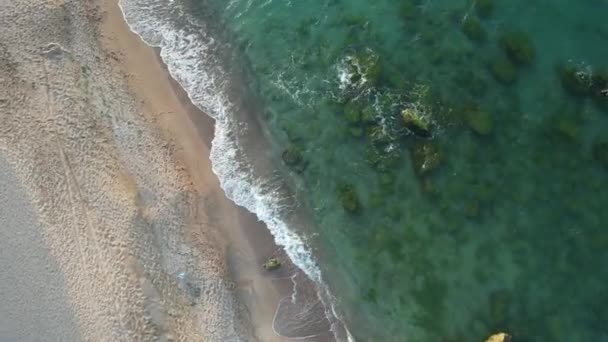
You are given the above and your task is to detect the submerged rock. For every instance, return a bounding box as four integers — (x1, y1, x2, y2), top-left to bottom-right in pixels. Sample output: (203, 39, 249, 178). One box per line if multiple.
(557, 63, 593, 96)
(476, 0, 495, 18)
(464, 107, 493, 135)
(411, 141, 442, 175)
(365, 143, 400, 172)
(348, 127, 363, 138)
(378, 172, 394, 189)
(490, 58, 517, 85)
(557, 64, 608, 106)
(344, 101, 362, 124)
(402, 107, 432, 138)
(485, 332, 511, 342)
(262, 256, 282, 271)
(462, 16, 486, 43)
(342, 49, 381, 89)
(366, 126, 391, 147)
(553, 115, 581, 141)
(399, 1, 419, 21)
(281, 146, 307, 172)
(591, 68, 608, 97)
(359, 52, 381, 86)
(361, 106, 378, 124)
(282, 146, 302, 166)
(499, 31, 535, 65)
(338, 184, 361, 213)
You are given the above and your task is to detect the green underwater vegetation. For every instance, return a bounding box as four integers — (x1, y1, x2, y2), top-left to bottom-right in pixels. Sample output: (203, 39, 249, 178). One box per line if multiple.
(489, 58, 517, 85)
(475, 0, 495, 18)
(192, 0, 608, 339)
(461, 16, 486, 43)
(499, 31, 535, 66)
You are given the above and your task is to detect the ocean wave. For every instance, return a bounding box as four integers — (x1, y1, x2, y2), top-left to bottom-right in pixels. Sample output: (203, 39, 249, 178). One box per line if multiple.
(116, 0, 353, 340)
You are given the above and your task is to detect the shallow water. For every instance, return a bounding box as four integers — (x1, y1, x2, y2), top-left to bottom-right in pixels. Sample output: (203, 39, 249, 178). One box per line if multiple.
(127, 0, 608, 340)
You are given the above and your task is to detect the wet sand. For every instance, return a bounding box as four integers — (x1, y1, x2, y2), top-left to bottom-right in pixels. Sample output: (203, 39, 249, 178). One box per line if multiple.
(100, 1, 337, 340)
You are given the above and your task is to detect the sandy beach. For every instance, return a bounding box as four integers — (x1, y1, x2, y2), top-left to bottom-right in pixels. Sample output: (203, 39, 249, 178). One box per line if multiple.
(0, 0, 334, 341)
(0, 155, 80, 341)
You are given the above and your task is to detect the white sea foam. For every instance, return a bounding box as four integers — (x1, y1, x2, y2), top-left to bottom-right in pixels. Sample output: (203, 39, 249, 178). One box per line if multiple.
(117, 1, 353, 340)
(117, 0, 319, 279)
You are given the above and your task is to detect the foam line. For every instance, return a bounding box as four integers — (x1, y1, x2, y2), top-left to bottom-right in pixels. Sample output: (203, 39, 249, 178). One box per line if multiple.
(116, 1, 354, 340)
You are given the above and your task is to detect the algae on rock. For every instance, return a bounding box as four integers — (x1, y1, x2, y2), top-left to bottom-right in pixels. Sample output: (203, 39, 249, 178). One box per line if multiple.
(462, 16, 486, 43)
(411, 141, 442, 175)
(553, 115, 581, 142)
(263, 256, 282, 271)
(485, 332, 511, 342)
(338, 183, 361, 212)
(282, 146, 302, 165)
(402, 107, 433, 138)
(557, 63, 608, 99)
(499, 31, 535, 65)
(341, 48, 381, 90)
(399, 1, 420, 21)
(361, 105, 378, 124)
(343, 101, 363, 124)
(490, 58, 518, 85)
(476, 0, 495, 18)
(365, 143, 401, 172)
(557, 63, 593, 96)
(401, 84, 437, 138)
(464, 107, 493, 135)
(282, 145, 307, 172)
(349, 127, 364, 138)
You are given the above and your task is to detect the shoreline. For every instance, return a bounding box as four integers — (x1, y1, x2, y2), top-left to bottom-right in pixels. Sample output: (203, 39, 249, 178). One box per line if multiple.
(99, 0, 337, 341)
(2, 0, 603, 340)
(0, 0, 335, 340)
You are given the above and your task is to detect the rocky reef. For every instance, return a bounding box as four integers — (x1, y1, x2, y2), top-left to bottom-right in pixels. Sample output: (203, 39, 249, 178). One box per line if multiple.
(499, 31, 535, 65)
(402, 107, 433, 138)
(341, 48, 381, 89)
(411, 141, 442, 175)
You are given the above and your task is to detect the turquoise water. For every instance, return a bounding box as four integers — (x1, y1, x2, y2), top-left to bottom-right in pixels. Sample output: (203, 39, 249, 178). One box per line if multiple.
(185, 0, 608, 340)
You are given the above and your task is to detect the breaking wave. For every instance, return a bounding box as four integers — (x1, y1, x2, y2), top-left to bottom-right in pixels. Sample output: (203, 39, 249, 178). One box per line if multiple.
(116, 0, 353, 340)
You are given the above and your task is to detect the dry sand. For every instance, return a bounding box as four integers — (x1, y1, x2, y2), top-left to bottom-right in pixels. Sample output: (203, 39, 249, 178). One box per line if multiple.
(0, 154, 80, 341)
(0, 0, 334, 341)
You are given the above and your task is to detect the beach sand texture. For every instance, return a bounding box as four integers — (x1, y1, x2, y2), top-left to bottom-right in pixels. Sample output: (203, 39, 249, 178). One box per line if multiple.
(1, 0, 241, 340)
(0, 154, 80, 341)
(0, 0, 334, 340)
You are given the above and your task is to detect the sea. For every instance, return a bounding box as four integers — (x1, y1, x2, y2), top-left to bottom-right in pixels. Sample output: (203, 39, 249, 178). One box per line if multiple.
(118, 0, 608, 341)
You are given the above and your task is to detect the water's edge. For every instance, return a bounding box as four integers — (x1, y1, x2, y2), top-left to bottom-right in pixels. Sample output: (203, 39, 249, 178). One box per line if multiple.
(115, 1, 353, 340)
